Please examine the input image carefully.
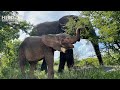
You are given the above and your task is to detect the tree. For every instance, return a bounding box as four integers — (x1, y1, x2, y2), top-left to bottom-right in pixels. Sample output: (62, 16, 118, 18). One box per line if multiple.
(65, 11, 120, 65)
(0, 40, 22, 78)
(0, 11, 33, 78)
(0, 11, 33, 52)
(65, 15, 98, 44)
(81, 11, 120, 52)
(81, 11, 120, 64)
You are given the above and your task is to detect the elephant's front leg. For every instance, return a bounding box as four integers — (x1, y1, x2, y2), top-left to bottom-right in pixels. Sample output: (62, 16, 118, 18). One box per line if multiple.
(66, 49, 74, 68)
(58, 49, 74, 72)
(45, 51, 54, 79)
(58, 52, 66, 72)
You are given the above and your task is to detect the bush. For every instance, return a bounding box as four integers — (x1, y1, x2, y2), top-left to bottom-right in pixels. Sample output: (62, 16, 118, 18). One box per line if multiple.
(75, 58, 99, 67)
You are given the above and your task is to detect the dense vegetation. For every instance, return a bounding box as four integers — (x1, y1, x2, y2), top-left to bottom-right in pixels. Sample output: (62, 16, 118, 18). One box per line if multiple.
(0, 11, 120, 79)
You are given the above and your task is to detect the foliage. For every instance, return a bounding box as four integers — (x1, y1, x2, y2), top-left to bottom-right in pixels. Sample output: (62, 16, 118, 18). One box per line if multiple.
(103, 52, 120, 65)
(0, 11, 33, 52)
(81, 11, 120, 53)
(66, 16, 93, 37)
(0, 40, 22, 78)
(66, 11, 120, 66)
(65, 14, 99, 47)
(75, 56, 120, 67)
(0, 11, 33, 78)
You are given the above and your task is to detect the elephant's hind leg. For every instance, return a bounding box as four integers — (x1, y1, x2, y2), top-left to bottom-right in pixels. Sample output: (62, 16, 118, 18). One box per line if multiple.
(19, 59, 26, 79)
(29, 61, 37, 79)
(41, 59, 47, 73)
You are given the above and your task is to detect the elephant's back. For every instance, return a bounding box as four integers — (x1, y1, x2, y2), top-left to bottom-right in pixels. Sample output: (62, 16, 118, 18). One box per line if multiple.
(30, 21, 64, 36)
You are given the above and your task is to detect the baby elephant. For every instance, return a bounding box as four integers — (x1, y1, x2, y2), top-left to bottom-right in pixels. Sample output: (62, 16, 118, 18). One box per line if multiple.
(19, 28, 81, 79)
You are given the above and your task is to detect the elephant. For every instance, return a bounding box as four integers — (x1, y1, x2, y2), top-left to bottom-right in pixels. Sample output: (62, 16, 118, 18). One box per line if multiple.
(30, 15, 104, 73)
(19, 28, 81, 79)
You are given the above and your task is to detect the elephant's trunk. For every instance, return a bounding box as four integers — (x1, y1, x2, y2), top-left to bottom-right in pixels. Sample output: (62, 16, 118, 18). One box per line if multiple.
(61, 28, 82, 45)
(74, 27, 84, 42)
(70, 28, 81, 44)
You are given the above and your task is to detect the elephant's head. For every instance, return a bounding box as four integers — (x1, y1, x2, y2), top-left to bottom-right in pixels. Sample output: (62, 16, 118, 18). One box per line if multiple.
(59, 28, 82, 44)
(41, 27, 82, 53)
(59, 15, 79, 31)
(59, 27, 83, 52)
(41, 34, 74, 53)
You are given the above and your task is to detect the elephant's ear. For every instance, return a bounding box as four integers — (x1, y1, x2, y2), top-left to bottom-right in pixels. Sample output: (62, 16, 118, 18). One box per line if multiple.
(41, 35, 62, 50)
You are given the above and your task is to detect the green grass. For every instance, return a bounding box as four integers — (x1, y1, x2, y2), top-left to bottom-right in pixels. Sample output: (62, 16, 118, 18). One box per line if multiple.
(25, 65, 120, 79)
(1, 60, 120, 79)
(31, 65, 120, 79)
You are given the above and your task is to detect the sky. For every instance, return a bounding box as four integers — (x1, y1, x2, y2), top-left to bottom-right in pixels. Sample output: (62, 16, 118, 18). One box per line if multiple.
(18, 11, 97, 60)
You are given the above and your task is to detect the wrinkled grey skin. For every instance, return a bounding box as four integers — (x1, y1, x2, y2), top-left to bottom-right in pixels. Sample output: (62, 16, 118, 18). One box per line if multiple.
(30, 15, 103, 73)
(19, 28, 80, 79)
